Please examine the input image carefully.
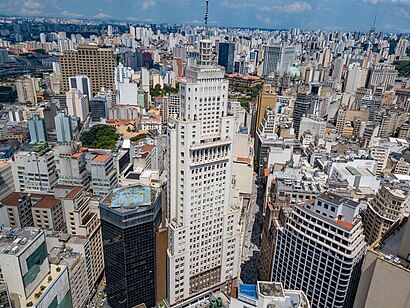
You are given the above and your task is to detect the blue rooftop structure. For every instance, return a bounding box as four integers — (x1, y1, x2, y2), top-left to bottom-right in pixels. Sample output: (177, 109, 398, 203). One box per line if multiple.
(110, 186, 151, 208)
(239, 284, 258, 299)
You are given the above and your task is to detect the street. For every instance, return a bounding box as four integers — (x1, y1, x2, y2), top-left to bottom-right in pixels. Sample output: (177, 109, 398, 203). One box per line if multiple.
(239, 175, 265, 284)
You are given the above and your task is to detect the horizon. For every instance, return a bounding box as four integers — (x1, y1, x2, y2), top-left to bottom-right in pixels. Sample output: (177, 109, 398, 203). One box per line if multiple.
(1, 0, 410, 34)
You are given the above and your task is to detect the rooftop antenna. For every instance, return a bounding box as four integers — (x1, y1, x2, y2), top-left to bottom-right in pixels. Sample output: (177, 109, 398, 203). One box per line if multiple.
(204, 0, 209, 38)
(370, 14, 377, 33)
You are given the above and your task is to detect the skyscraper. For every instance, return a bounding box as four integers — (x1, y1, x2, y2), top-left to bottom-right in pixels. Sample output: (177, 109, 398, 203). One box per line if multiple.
(218, 42, 235, 73)
(15, 75, 37, 104)
(28, 115, 47, 144)
(54, 112, 73, 143)
(60, 45, 116, 95)
(167, 37, 241, 304)
(69, 75, 92, 100)
(271, 192, 367, 308)
(100, 185, 162, 308)
(363, 183, 410, 245)
(293, 93, 312, 137)
(66, 88, 89, 121)
(263, 45, 296, 77)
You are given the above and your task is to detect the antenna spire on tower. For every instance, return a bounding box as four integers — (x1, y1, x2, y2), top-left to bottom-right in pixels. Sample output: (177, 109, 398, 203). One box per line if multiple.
(204, 0, 209, 38)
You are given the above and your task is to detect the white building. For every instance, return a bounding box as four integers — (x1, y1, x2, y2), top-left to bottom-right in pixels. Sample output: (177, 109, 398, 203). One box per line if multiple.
(116, 78, 139, 105)
(0, 162, 15, 201)
(11, 147, 58, 193)
(369, 144, 390, 175)
(298, 116, 326, 140)
(167, 39, 242, 305)
(0, 228, 71, 308)
(272, 192, 367, 308)
(66, 88, 89, 121)
(69, 75, 92, 100)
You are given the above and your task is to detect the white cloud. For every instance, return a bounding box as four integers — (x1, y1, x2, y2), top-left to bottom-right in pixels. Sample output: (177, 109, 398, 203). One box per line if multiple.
(364, 0, 410, 3)
(186, 19, 203, 24)
(20, 8, 42, 15)
(61, 10, 83, 18)
(258, 2, 312, 13)
(23, 0, 41, 8)
(94, 13, 111, 18)
(397, 8, 410, 18)
(142, 0, 156, 10)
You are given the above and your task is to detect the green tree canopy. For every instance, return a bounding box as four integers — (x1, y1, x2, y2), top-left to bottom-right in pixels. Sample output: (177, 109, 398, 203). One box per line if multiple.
(81, 124, 119, 150)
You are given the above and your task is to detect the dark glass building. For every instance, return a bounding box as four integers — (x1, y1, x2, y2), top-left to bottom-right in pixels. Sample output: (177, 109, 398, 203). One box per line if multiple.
(100, 185, 162, 308)
(90, 97, 108, 121)
(218, 42, 235, 73)
(293, 93, 312, 137)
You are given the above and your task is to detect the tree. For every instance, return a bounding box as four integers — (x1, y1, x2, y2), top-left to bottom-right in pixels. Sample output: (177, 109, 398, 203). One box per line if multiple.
(81, 124, 120, 150)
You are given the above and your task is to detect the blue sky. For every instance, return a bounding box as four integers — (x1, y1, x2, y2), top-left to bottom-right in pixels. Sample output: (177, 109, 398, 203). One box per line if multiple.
(1, 0, 410, 33)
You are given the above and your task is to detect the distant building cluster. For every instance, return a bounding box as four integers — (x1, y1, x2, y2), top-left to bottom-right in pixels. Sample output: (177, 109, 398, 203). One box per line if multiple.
(0, 8, 408, 308)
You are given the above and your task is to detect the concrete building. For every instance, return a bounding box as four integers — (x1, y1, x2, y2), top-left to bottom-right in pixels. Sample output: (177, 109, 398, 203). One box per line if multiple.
(232, 133, 253, 195)
(66, 88, 89, 121)
(0, 228, 72, 308)
(69, 75, 92, 100)
(369, 144, 390, 175)
(252, 85, 277, 138)
(100, 185, 162, 308)
(88, 153, 118, 198)
(364, 183, 410, 245)
(230, 282, 310, 308)
(0, 192, 34, 228)
(167, 39, 241, 305)
(54, 145, 89, 188)
(367, 63, 398, 90)
(90, 97, 108, 121)
(161, 93, 180, 124)
(354, 215, 410, 308)
(60, 45, 116, 95)
(54, 185, 105, 288)
(31, 194, 65, 231)
(109, 104, 140, 120)
(263, 45, 296, 77)
(0, 162, 15, 201)
(46, 232, 93, 308)
(255, 108, 277, 172)
(15, 76, 37, 104)
(298, 116, 326, 140)
(11, 146, 58, 192)
(28, 115, 47, 144)
(272, 192, 367, 308)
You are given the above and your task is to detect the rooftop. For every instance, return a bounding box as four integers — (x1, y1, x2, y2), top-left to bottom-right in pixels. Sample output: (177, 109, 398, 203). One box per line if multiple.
(32, 195, 60, 209)
(0, 227, 42, 255)
(373, 216, 410, 271)
(105, 186, 152, 209)
(93, 154, 111, 162)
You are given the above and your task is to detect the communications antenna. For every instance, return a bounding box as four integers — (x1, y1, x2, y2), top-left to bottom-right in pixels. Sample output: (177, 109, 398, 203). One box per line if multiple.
(204, 0, 209, 38)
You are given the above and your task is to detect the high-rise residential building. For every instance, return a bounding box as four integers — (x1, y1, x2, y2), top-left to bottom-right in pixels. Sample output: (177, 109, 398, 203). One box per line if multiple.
(367, 63, 398, 90)
(69, 75, 92, 100)
(54, 185, 105, 288)
(263, 45, 296, 77)
(66, 88, 89, 121)
(54, 145, 89, 188)
(354, 215, 410, 308)
(363, 183, 410, 245)
(15, 75, 37, 104)
(28, 115, 47, 144)
(298, 116, 326, 140)
(254, 107, 277, 172)
(293, 93, 312, 137)
(88, 152, 118, 198)
(0, 162, 15, 201)
(0, 228, 72, 308)
(60, 45, 116, 95)
(218, 42, 235, 74)
(11, 146, 58, 192)
(0, 192, 34, 228)
(167, 38, 241, 305)
(54, 112, 73, 143)
(252, 84, 277, 138)
(100, 185, 162, 308)
(332, 57, 344, 82)
(161, 93, 180, 124)
(271, 192, 367, 308)
(231, 282, 310, 308)
(369, 144, 390, 175)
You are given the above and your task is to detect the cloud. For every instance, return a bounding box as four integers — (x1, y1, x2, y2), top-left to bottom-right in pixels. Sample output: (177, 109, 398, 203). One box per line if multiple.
(61, 10, 83, 18)
(20, 8, 42, 15)
(23, 0, 41, 8)
(258, 2, 312, 13)
(364, 0, 410, 3)
(255, 14, 271, 25)
(142, 0, 156, 10)
(396, 8, 410, 18)
(94, 12, 111, 18)
(186, 19, 203, 24)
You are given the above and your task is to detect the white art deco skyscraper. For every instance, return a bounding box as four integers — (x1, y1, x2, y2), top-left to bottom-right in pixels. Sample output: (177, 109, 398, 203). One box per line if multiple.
(167, 37, 241, 304)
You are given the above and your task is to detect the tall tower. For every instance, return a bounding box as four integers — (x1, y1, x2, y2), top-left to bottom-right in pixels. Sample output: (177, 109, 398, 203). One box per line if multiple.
(166, 1, 241, 304)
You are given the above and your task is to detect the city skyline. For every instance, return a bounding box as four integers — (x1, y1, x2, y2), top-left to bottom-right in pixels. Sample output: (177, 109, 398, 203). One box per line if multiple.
(1, 0, 410, 33)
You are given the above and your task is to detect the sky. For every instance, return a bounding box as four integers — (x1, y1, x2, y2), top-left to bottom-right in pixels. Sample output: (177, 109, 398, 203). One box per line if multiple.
(1, 0, 410, 33)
